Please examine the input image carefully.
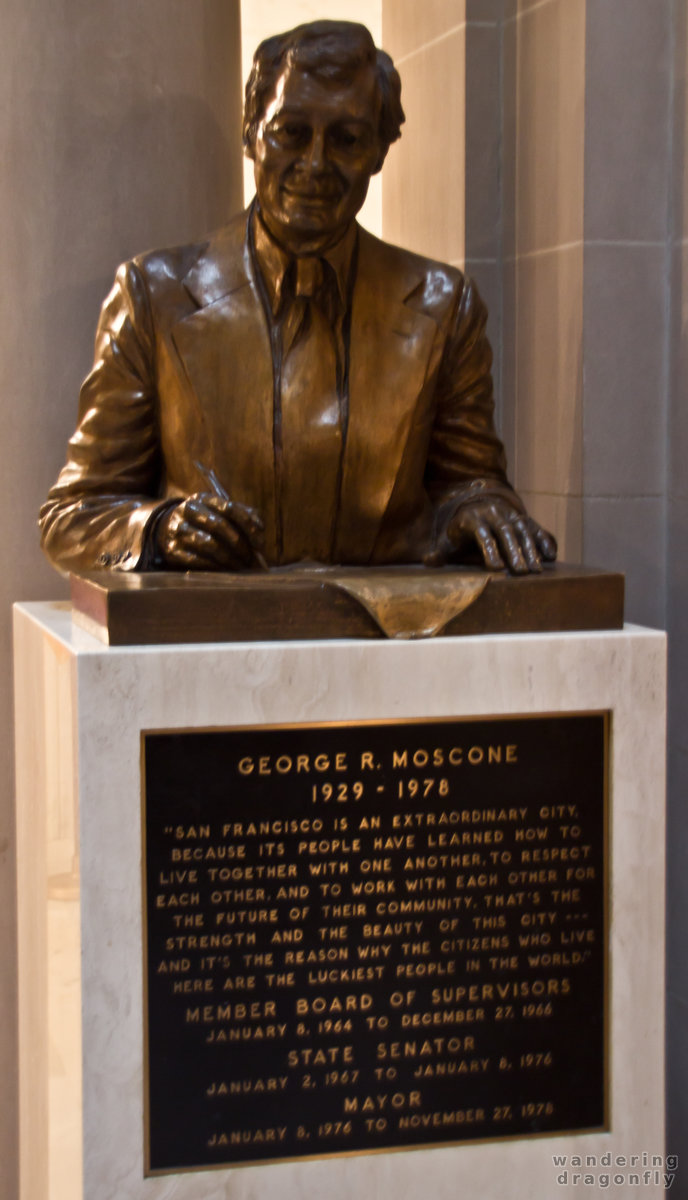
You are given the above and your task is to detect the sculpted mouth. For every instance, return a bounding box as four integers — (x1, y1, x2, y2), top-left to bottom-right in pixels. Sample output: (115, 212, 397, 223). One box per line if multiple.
(283, 187, 340, 203)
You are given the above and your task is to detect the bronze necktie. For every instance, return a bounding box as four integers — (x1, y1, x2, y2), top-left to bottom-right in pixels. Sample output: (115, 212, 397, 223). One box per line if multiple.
(278, 256, 343, 563)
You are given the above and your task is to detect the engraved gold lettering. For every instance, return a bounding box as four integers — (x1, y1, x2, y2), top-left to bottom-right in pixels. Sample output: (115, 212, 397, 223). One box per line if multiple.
(207, 1076, 288, 1096)
(398, 1108, 485, 1129)
(287, 1046, 354, 1066)
(155, 892, 200, 908)
(295, 994, 373, 1015)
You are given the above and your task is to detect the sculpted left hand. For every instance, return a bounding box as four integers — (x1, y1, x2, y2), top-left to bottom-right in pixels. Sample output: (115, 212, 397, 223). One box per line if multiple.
(445, 498, 557, 574)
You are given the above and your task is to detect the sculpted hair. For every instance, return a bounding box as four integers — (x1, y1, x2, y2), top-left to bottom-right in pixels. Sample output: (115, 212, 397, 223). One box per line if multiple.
(243, 20, 405, 157)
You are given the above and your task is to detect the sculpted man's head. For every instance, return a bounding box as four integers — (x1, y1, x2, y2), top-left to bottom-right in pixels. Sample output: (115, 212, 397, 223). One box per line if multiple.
(243, 20, 405, 254)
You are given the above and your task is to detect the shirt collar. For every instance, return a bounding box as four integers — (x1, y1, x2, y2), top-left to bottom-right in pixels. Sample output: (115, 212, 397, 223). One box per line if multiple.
(251, 202, 357, 317)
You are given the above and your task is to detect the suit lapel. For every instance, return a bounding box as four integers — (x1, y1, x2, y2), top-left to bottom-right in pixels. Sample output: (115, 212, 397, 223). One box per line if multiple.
(338, 228, 438, 561)
(170, 212, 278, 551)
(180, 212, 253, 308)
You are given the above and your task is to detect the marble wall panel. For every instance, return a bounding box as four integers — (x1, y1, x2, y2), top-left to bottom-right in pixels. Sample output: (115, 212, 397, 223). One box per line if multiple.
(500, 256, 517, 467)
(667, 494, 688, 737)
(382, 29, 466, 261)
(666, 994, 688, 1197)
(670, 242, 688, 499)
(582, 496, 665, 628)
(518, 490, 583, 563)
(582, 244, 667, 498)
(466, 0, 503, 22)
(382, 0, 465, 63)
(677, 8, 688, 242)
(667, 747, 688, 1001)
(513, 0, 585, 257)
(501, 14, 517, 258)
(465, 22, 501, 261)
(512, 246, 584, 498)
(584, 0, 672, 243)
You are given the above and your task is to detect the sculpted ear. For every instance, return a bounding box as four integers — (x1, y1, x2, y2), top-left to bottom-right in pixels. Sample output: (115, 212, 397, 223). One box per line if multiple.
(243, 115, 259, 161)
(371, 145, 389, 175)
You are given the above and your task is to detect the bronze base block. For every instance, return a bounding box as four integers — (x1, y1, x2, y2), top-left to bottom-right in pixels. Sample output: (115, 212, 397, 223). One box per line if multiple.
(70, 563, 624, 645)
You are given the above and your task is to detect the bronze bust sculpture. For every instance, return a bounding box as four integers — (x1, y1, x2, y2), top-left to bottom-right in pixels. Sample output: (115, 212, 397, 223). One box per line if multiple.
(40, 20, 556, 577)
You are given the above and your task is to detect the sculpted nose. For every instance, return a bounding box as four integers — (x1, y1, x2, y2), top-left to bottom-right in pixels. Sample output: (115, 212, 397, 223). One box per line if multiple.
(304, 130, 327, 172)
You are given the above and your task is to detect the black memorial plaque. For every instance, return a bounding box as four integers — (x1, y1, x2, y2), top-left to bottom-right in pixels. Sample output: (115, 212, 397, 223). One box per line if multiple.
(143, 714, 608, 1174)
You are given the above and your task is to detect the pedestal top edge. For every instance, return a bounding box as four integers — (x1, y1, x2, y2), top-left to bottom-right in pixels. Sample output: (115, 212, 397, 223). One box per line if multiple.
(13, 600, 666, 659)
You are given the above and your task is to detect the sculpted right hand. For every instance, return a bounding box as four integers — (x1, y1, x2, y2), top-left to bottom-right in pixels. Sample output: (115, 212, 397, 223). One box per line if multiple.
(155, 494, 265, 570)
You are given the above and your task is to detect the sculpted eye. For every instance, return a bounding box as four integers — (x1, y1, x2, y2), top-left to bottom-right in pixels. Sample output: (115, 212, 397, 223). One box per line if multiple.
(331, 127, 360, 149)
(274, 122, 309, 145)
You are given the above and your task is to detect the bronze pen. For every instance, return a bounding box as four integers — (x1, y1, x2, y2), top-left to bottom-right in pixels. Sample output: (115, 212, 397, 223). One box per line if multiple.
(194, 460, 268, 570)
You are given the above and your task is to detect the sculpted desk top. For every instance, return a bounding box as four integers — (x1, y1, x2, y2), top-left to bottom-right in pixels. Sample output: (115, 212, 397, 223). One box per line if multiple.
(68, 562, 624, 645)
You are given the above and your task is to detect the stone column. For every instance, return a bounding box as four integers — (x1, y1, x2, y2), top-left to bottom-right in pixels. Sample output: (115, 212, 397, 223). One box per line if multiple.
(0, 3, 243, 1194)
(501, 0, 586, 563)
(502, 0, 672, 626)
(580, 0, 671, 628)
(503, 3, 684, 1178)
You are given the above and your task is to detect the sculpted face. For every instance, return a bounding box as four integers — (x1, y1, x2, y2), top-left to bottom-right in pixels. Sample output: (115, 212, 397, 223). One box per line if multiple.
(250, 61, 384, 254)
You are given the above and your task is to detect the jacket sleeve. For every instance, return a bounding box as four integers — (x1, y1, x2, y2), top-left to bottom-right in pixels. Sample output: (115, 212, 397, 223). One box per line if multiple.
(39, 260, 170, 573)
(424, 273, 525, 537)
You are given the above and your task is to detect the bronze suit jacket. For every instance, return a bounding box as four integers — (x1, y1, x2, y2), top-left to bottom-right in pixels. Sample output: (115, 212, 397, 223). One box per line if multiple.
(40, 209, 515, 571)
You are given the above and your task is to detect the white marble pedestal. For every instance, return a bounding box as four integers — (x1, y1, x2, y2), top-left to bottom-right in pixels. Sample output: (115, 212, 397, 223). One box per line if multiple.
(14, 602, 667, 1200)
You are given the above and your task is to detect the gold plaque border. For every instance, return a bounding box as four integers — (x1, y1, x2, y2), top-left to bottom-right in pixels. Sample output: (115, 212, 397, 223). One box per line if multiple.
(140, 709, 610, 1176)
